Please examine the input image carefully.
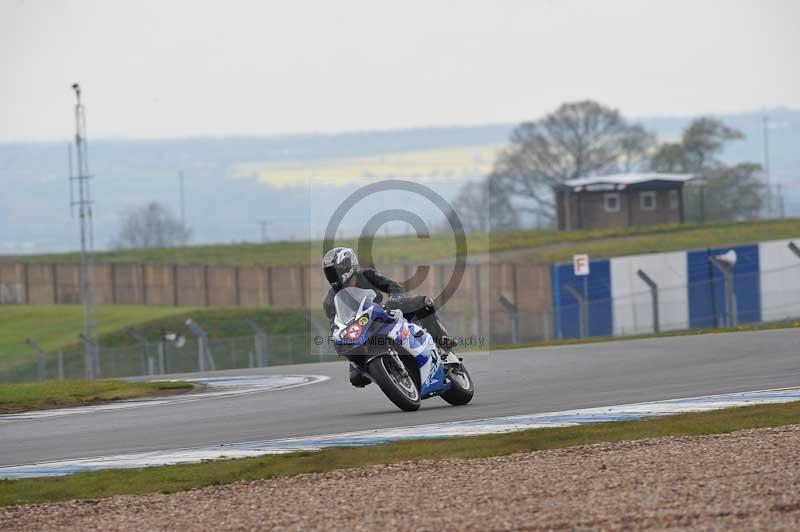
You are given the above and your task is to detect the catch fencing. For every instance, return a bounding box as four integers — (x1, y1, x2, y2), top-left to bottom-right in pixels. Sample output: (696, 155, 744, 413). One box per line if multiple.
(3, 331, 337, 384)
(3, 284, 799, 384)
(3, 238, 799, 383)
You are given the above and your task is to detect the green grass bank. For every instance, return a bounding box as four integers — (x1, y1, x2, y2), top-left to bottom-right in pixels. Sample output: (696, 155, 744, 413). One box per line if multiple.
(2, 219, 797, 266)
(1, 400, 798, 507)
(0, 379, 193, 414)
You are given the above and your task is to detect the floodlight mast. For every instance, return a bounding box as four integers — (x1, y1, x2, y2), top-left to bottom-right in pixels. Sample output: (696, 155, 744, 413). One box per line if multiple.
(70, 83, 99, 378)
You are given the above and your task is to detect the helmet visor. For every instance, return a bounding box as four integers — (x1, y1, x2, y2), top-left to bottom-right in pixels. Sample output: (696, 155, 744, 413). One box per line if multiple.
(324, 265, 340, 286)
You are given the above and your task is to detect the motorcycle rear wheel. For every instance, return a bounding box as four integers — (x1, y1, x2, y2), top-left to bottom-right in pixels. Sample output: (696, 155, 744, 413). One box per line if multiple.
(441, 364, 474, 406)
(368, 355, 421, 412)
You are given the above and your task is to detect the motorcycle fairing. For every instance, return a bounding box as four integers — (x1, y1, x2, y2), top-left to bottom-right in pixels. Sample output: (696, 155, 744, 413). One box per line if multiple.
(332, 288, 451, 397)
(388, 320, 448, 397)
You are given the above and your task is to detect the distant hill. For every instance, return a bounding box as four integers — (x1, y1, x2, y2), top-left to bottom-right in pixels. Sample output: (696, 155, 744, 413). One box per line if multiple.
(1, 109, 798, 254)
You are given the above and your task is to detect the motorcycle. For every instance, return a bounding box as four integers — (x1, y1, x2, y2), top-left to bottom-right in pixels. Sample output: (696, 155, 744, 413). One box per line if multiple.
(331, 287, 474, 412)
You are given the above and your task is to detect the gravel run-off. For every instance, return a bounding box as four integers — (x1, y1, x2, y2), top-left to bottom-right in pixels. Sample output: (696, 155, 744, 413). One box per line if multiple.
(3, 425, 800, 531)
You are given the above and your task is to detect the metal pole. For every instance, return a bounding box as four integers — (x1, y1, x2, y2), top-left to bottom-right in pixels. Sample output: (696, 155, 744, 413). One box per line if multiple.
(542, 311, 551, 341)
(725, 271, 736, 327)
(79, 334, 100, 379)
(636, 269, 660, 334)
(563, 284, 588, 338)
(699, 184, 705, 222)
(498, 295, 520, 344)
(157, 340, 165, 376)
(126, 327, 149, 376)
(245, 318, 269, 366)
(70, 84, 99, 380)
(763, 113, 770, 187)
(159, 343, 166, 375)
(185, 319, 215, 372)
(709, 257, 737, 327)
(258, 220, 270, 243)
(26, 339, 47, 381)
(58, 351, 64, 381)
(179, 170, 186, 231)
(788, 241, 800, 259)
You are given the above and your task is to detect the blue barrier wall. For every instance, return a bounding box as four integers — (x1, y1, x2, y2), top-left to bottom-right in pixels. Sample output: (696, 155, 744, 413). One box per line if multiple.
(552, 259, 612, 339)
(550, 240, 794, 340)
(686, 244, 761, 328)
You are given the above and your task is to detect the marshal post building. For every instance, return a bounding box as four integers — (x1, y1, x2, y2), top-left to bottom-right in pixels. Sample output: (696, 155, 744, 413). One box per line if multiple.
(553, 173, 693, 230)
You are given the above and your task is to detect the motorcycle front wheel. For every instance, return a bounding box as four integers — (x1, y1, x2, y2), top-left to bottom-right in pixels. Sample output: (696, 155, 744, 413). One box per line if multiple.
(441, 364, 474, 406)
(368, 355, 421, 412)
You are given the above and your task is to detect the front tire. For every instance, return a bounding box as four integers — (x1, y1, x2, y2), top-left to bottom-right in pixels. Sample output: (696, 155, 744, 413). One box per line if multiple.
(368, 355, 421, 412)
(441, 364, 474, 406)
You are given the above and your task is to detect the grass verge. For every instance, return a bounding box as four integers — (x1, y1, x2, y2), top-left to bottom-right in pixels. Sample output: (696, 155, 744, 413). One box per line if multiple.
(0, 305, 322, 368)
(0, 379, 194, 414)
(2, 400, 799, 507)
(3, 219, 797, 266)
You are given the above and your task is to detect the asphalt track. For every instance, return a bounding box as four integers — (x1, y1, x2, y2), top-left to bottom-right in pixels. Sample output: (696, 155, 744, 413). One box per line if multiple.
(1, 328, 798, 467)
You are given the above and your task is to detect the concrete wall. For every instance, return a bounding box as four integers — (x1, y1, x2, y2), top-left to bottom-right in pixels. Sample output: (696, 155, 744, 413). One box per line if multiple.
(610, 251, 689, 335)
(0, 261, 553, 343)
(759, 238, 800, 322)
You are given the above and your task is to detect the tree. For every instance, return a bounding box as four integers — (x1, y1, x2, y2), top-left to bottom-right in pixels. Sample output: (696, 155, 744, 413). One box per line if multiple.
(487, 100, 654, 220)
(650, 118, 763, 221)
(113, 202, 191, 249)
(448, 177, 520, 233)
(683, 163, 764, 221)
(651, 117, 743, 173)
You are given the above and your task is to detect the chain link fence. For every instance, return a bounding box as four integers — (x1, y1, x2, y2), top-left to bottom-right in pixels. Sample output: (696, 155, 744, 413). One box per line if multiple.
(2, 260, 798, 383)
(1, 332, 339, 384)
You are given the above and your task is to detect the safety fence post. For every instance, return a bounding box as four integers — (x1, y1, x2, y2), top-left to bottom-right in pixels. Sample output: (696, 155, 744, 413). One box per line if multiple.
(126, 327, 151, 376)
(498, 294, 520, 344)
(563, 284, 588, 338)
(636, 269, 660, 334)
(709, 256, 737, 327)
(185, 319, 216, 372)
(245, 318, 269, 367)
(789, 241, 800, 259)
(25, 338, 47, 381)
(79, 334, 101, 379)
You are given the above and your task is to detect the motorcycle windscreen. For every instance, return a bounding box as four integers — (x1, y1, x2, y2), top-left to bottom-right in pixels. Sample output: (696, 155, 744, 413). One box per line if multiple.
(334, 287, 377, 323)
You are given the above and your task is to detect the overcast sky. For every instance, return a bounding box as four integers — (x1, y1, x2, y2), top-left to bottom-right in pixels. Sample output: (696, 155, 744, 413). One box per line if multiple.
(1, 0, 798, 142)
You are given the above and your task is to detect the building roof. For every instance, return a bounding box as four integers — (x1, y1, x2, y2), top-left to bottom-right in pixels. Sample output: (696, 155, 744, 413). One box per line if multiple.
(555, 172, 694, 192)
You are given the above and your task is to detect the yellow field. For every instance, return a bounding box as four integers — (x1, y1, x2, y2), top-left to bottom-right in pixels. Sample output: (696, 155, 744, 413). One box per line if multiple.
(228, 144, 503, 187)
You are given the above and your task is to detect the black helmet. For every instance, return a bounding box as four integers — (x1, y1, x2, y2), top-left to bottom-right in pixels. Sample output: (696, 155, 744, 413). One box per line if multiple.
(323, 247, 359, 289)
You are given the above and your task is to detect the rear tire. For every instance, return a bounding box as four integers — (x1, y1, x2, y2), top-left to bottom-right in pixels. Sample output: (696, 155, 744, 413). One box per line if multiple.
(441, 364, 474, 406)
(368, 356, 421, 412)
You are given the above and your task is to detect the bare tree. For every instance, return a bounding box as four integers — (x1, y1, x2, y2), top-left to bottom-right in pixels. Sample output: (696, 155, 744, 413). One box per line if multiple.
(449, 177, 520, 233)
(620, 124, 657, 171)
(113, 202, 191, 249)
(489, 100, 655, 220)
(651, 117, 762, 221)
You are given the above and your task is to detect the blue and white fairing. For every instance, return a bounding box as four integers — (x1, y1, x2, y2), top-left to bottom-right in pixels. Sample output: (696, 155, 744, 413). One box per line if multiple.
(332, 288, 450, 397)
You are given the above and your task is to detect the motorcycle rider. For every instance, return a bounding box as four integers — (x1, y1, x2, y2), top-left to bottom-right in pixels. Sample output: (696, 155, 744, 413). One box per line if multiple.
(322, 247, 457, 387)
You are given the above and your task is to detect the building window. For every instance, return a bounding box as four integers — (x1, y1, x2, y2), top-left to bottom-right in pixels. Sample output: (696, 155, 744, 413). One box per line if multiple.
(604, 193, 621, 212)
(669, 190, 679, 210)
(640, 191, 656, 210)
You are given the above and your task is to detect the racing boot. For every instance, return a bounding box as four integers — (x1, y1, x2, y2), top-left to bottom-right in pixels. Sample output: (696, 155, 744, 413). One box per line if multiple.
(419, 298, 458, 353)
(348, 363, 371, 387)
